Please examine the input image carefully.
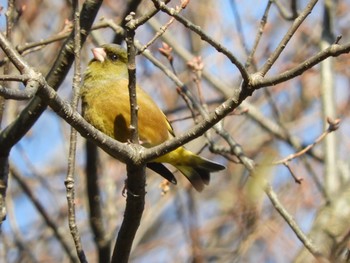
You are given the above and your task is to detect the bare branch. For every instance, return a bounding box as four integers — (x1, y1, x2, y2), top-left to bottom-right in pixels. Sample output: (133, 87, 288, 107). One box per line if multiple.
(10, 166, 79, 262)
(273, 0, 299, 20)
(252, 41, 350, 88)
(125, 12, 140, 145)
(151, 0, 250, 83)
(245, 0, 273, 70)
(111, 13, 147, 263)
(0, 0, 103, 157)
(65, 1, 87, 262)
(274, 118, 340, 164)
(0, 81, 37, 100)
(258, 0, 319, 76)
(265, 184, 326, 261)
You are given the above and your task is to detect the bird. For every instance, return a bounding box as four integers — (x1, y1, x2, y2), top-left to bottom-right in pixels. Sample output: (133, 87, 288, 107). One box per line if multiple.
(80, 44, 225, 192)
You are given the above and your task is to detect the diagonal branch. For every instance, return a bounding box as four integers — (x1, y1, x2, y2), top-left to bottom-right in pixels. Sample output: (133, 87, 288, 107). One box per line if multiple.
(151, 0, 249, 83)
(10, 166, 79, 262)
(258, 0, 319, 76)
(251, 41, 350, 88)
(265, 184, 326, 260)
(0, 0, 103, 156)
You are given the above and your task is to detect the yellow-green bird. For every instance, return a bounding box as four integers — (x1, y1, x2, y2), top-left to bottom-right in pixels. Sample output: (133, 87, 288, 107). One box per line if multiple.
(81, 44, 225, 192)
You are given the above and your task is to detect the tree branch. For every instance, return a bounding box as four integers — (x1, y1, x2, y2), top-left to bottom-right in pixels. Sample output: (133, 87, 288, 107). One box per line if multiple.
(111, 12, 147, 263)
(265, 184, 326, 260)
(65, 1, 87, 262)
(0, 0, 103, 156)
(10, 166, 79, 262)
(258, 0, 319, 76)
(151, 0, 249, 83)
(251, 41, 350, 88)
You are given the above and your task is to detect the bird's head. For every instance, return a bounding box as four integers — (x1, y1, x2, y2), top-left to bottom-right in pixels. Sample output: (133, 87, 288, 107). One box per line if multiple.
(85, 44, 129, 80)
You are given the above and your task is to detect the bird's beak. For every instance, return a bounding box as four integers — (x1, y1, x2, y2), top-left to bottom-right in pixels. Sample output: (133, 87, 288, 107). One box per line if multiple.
(92, 47, 106, 62)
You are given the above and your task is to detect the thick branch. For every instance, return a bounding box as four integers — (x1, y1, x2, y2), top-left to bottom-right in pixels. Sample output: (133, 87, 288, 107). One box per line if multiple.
(85, 141, 111, 262)
(111, 164, 146, 263)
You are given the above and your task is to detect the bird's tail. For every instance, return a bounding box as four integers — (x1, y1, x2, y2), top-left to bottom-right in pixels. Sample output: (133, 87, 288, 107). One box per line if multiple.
(153, 147, 225, 192)
(175, 154, 225, 192)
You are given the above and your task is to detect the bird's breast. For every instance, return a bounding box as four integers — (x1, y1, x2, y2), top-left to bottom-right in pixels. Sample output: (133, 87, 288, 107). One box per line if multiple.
(81, 81, 171, 147)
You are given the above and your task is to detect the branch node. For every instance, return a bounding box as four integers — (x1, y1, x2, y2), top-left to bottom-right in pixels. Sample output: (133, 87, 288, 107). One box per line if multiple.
(327, 117, 341, 132)
(334, 35, 342, 44)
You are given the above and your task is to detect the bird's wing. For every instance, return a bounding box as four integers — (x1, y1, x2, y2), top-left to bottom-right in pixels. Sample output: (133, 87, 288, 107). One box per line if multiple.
(164, 114, 176, 138)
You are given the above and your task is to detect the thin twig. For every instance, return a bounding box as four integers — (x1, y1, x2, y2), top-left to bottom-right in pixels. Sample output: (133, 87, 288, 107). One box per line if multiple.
(65, 1, 87, 262)
(252, 41, 350, 88)
(145, 17, 325, 163)
(10, 166, 79, 262)
(0, 0, 16, 226)
(151, 0, 249, 83)
(125, 12, 139, 144)
(283, 162, 303, 184)
(274, 118, 340, 164)
(129, 1, 166, 28)
(245, 0, 273, 70)
(257, 0, 319, 76)
(265, 184, 325, 261)
(139, 17, 176, 54)
(138, 1, 184, 54)
(15, 20, 114, 56)
(273, 0, 299, 20)
(230, 0, 251, 62)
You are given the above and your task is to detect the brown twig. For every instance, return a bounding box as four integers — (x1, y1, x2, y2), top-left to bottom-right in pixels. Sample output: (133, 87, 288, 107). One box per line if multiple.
(145, 17, 325, 163)
(138, 0, 183, 54)
(273, 0, 299, 20)
(65, 1, 87, 262)
(111, 13, 147, 263)
(125, 12, 140, 145)
(0, 78, 39, 99)
(257, 0, 318, 77)
(0, 0, 31, 224)
(283, 162, 303, 184)
(251, 41, 350, 88)
(0, 0, 104, 159)
(265, 184, 325, 261)
(151, 0, 250, 83)
(139, 16, 176, 54)
(230, 0, 252, 65)
(274, 118, 340, 164)
(111, 163, 146, 263)
(10, 166, 79, 263)
(245, 0, 272, 70)
(15, 19, 113, 56)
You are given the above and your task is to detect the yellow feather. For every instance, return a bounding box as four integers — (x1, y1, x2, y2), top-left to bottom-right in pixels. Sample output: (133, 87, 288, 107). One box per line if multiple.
(81, 44, 225, 191)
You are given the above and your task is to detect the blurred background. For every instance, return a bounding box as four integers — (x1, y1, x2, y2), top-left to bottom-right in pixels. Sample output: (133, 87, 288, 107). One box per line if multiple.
(1, 0, 350, 262)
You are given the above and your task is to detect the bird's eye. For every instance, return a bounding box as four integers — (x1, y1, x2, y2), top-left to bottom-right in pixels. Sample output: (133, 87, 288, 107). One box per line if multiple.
(109, 53, 118, 61)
